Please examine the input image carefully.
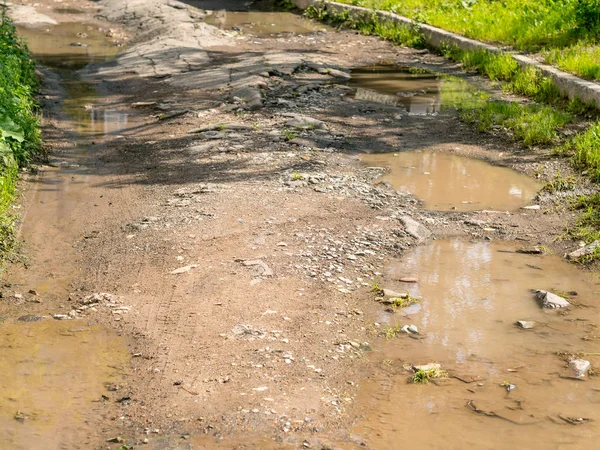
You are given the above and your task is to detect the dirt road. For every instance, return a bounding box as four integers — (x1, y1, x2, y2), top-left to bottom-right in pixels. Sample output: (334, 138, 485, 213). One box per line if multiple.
(3, 0, 600, 448)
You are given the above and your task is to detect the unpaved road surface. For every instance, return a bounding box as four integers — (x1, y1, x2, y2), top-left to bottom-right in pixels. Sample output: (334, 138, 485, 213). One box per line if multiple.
(3, 0, 600, 449)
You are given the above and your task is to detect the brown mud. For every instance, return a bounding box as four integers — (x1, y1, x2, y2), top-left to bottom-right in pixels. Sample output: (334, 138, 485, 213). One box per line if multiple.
(3, 0, 599, 448)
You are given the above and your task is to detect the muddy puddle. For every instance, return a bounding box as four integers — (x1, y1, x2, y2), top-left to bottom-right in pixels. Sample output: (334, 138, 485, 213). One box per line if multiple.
(348, 64, 490, 115)
(202, 10, 328, 35)
(16, 22, 122, 70)
(356, 240, 600, 448)
(0, 320, 128, 449)
(1, 19, 133, 449)
(361, 150, 542, 211)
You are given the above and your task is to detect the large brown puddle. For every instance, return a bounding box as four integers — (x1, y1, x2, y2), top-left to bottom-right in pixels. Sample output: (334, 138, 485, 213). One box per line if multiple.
(16, 22, 121, 70)
(361, 151, 542, 211)
(0, 320, 128, 448)
(2, 16, 132, 449)
(349, 65, 445, 115)
(356, 240, 600, 448)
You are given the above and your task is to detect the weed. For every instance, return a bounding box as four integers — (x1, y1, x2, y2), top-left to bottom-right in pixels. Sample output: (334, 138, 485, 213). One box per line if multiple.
(459, 100, 571, 147)
(568, 193, 600, 252)
(411, 367, 447, 384)
(563, 121, 600, 181)
(370, 279, 381, 293)
(383, 324, 402, 339)
(272, 0, 296, 11)
(542, 171, 577, 193)
(335, 0, 600, 81)
(292, 171, 303, 181)
(282, 129, 297, 140)
(305, 6, 425, 48)
(391, 293, 420, 308)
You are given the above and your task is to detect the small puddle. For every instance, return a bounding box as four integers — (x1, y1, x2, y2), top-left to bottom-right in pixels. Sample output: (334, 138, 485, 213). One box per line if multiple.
(348, 64, 486, 115)
(16, 22, 122, 70)
(61, 78, 130, 137)
(0, 320, 128, 448)
(203, 10, 327, 35)
(356, 240, 600, 448)
(361, 150, 542, 211)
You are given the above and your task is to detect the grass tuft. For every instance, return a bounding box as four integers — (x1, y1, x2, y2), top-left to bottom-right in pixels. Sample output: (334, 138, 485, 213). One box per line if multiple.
(411, 367, 447, 384)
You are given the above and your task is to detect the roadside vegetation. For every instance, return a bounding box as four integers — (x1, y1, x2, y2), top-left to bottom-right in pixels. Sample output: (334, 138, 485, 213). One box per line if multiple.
(0, 10, 40, 266)
(341, 0, 600, 81)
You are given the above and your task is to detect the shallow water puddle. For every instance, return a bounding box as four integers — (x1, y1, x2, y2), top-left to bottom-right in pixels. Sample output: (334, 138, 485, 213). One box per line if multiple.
(349, 65, 447, 114)
(203, 10, 327, 35)
(61, 78, 130, 137)
(349, 64, 485, 115)
(361, 150, 542, 211)
(16, 22, 121, 70)
(356, 240, 600, 448)
(0, 320, 128, 449)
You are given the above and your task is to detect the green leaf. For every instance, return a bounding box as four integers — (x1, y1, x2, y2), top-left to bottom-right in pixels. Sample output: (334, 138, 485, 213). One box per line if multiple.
(0, 116, 24, 142)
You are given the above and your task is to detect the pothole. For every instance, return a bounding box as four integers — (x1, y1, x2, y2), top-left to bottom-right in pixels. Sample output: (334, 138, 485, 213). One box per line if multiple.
(16, 22, 123, 70)
(361, 150, 542, 211)
(202, 10, 329, 36)
(357, 239, 600, 447)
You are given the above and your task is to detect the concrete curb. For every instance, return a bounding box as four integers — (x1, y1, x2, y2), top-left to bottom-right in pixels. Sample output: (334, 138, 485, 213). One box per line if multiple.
(293, 0, 600, 109)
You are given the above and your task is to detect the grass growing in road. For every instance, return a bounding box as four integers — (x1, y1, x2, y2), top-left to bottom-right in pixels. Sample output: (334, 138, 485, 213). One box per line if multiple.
(411, 367, 447, 384)
(0, 11, 40, 266)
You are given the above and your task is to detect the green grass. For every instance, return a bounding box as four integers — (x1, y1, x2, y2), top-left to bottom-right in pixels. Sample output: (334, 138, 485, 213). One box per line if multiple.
(305, 5, 425, 48)
(542, 171, 577, 193)
(411, 367, 447, 384)
(340, 0, 600, 80)
(463, 101, 571, 147)
(0, 11, 40, 267)
(391, 294, 420, 308)
(562, 121, 600, 181)
(546, 45, 600, 81)
(438, 76, 572, 147)
(567, 193, 600, 261)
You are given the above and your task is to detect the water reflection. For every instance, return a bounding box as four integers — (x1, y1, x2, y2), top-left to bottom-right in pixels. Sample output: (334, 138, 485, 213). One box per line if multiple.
(202, 10, 327, 35)
(354, 241, 600, 448)
(361, 150, 542, 211)
(16, 23, 122, 70)
(349, 65, 443, 115)
(386, 240, 599, 367)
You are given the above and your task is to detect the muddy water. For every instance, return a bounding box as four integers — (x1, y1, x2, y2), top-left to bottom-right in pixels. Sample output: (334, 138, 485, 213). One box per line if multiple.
(361, 151, 542, 211)
(356, 240, 600, 449)
(203, 10, 327, 35)
(16, 22, 121, 70)
(349, 65, 445, 115)
(349, 64, 490, 116)
(0, 320, 128, 449)
(1, 19, 132, 448)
